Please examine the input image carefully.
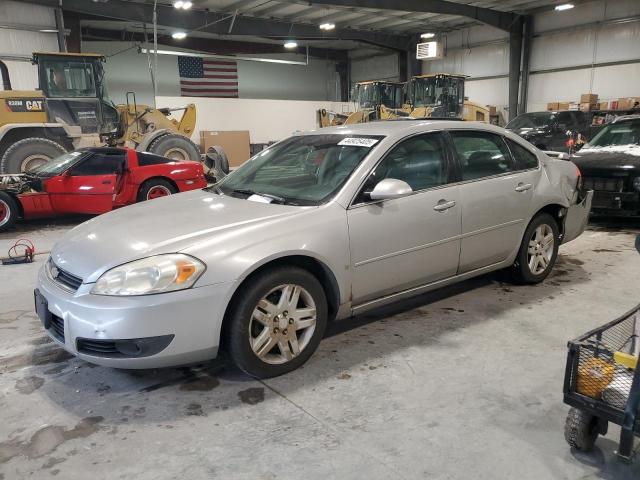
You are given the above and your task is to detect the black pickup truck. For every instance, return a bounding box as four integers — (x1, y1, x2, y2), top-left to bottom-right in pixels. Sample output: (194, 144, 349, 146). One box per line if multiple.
(570, 115, 640, 217)
(506, 109, 638, 153)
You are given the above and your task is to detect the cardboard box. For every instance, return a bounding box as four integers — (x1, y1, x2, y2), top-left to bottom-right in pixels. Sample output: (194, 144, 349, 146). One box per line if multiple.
(558, 102, 571, 110)
(200, 130, 251, 168)
(579, 102, 596, 112)
(617, 97, 640, 110)
(596, 101, 608, 110)
(487, 105, 497, 116)
(610, 100, 619, 110)
(580, 93, 598, 104)
(547, 102, 559, 111)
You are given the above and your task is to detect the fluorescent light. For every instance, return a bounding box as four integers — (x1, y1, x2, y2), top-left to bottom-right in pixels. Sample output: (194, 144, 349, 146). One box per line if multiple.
(173, 0, 184, 8)
(284, 40, 298, 49)
(139, 48, 308, 66)
(319, 22, 335, 30)
(172, 31, 187, 39)
(182, 1, 193, 9)
(420, 32, 435, 39)
(555, 3, 574, 10)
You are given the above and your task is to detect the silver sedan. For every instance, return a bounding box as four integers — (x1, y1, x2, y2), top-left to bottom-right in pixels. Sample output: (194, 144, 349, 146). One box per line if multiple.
(35, 120, 592, 377)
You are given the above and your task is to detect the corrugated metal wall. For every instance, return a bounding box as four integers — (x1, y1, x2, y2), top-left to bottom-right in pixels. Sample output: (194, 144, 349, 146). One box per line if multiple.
(0, 0, 59, 91)
(422, 0, 640, 114)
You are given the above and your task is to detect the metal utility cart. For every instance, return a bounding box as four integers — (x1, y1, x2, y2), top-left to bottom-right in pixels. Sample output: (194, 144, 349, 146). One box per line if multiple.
(563, 304, 640, 462)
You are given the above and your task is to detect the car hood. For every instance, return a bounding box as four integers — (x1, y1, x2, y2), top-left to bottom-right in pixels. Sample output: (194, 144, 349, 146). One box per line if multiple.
(572, 145, 640, 172)
(50, 189, 306, 282)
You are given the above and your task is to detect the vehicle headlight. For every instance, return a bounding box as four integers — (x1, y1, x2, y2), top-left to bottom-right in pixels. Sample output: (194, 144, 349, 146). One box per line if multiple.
(633, 177, 640, 192)
(91, 254, 205, 296)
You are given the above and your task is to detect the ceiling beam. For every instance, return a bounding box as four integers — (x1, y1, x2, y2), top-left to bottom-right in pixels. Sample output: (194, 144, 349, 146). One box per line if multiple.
(305, 0, 520, 32)
(81, 26, 349, 62)
(23, 0, 412, 51)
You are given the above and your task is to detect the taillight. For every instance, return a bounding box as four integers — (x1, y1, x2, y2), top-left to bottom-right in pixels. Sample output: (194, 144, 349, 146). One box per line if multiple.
(576, 165, 583, 190)
(566, 138, 574, 148)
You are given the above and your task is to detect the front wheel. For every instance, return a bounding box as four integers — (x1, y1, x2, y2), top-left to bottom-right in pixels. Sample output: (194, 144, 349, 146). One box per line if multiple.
(512, 213, 559, 283)
(564, 408, 600, 451)
(0, 191, 18, 232)
(225, 267, 328, 378)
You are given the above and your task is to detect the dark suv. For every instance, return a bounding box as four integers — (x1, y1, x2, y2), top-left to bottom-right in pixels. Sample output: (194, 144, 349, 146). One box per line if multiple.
(506, 110, 637, 152)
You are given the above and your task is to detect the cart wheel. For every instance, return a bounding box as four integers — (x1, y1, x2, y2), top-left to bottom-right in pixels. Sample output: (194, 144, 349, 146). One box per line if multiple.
(564, 407, 600, 451)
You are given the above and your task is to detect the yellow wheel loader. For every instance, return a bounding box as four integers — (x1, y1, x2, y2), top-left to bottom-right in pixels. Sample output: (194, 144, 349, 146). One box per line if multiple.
(406, 74, 490, 122)
(0, 52, 199, 173)
(317, 81, 408, 127)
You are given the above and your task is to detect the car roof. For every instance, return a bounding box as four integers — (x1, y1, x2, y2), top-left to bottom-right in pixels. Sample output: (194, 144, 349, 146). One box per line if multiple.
(303, 119, 507, 138)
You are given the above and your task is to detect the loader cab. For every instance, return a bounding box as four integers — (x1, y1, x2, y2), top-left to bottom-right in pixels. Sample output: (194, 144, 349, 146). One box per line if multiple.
(351, 81, 404, 111)
(409, 74, 465, 118)
(34, 52, 119, 137)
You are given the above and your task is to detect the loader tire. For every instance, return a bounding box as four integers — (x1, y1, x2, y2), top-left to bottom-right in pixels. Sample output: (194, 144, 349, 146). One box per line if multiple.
(204, 145, 229, 182)
(1, 137, 67, 174)
(147, 134, 200, 161)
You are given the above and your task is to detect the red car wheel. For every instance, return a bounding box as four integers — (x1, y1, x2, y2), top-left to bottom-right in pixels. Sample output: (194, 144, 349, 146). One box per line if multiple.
(146, 185, 172, 200)
(0, 192, 18, 231)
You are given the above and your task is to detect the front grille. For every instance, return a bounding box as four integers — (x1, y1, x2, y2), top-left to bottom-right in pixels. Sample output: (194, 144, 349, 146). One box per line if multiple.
(49, 314, 65, 342)
(77, 338, 119, 356)
(583, 176, 624, 192)
(48, 260, 83, 292)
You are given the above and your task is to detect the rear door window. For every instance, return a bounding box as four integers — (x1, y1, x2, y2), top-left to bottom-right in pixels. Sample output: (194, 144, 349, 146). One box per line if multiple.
(505, 138, 539, 170)
(449, 131, 515, 181)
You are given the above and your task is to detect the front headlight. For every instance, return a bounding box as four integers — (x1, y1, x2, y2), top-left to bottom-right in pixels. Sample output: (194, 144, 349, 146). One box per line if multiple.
(633, 177, 640, 192)
(91, 254, 205, 296)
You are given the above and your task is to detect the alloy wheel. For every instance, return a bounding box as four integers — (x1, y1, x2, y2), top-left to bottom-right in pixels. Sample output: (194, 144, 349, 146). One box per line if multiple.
(0, 199, 9, 227)
(527, 223, 555, 275)
(249, 284, 317, 365)
(146, 185, 172, 200)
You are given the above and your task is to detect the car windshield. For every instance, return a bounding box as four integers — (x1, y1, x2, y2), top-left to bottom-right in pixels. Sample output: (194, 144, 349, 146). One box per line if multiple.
(506, 112, 556, 129)
(214, 134, 383, 206)
(30, 150, 87, 176)
(585, 119, 640, 147)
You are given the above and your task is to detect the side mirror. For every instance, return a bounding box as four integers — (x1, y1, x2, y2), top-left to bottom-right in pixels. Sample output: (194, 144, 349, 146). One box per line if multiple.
(368, 178, 413, 201)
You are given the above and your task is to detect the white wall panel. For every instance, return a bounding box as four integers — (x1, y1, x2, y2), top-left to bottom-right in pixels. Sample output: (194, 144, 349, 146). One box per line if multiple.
(158, 96, 349, 143)
(465, 78, 509, 108)
(594, 22, 640, 63)
(423, 43, 509, 78)
(0, 1, 58, 91)
(530, 30, 598, 70)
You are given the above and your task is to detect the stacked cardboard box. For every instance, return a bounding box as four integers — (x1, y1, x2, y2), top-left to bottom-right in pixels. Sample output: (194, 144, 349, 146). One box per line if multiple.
(579, 93, 598, 112)
(617, 97, 640, 110)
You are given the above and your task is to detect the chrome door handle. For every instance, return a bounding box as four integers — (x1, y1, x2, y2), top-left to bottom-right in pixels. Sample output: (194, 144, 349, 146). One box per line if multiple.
(433, 200, 456, 212)
(515, 183, 532, 192)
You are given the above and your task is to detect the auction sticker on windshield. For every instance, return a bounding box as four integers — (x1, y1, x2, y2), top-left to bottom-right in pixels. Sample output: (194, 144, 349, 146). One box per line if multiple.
(338, 137, 379, 148)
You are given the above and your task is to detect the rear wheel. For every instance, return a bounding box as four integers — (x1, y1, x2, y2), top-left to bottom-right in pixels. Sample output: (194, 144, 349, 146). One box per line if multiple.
(1, 137, 67, 174)
(512, 213, 559, 283)
(225, 267, 328, 378)
(137, 178, 177, 202)
(147, 134, 200, 161)
(0, 191, 18, 232)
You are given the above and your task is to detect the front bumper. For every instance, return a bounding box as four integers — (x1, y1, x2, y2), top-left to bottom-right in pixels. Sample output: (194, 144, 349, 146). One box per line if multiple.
(590, 191, 640, 217)
(36, 264, 233, 368)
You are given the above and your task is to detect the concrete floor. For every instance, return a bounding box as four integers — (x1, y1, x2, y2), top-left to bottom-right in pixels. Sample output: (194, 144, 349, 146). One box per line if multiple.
(1, 217, 639, 479)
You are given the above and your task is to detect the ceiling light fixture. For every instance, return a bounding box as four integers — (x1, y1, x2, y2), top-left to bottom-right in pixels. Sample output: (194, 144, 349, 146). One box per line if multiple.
(172, 31, 187, 39)
(173, 0, 192, 9)
(319, 22, 335, 30)
(420, 32, 435, 39)
(284, 40, 298, 49)
(555, 3, 574, 10)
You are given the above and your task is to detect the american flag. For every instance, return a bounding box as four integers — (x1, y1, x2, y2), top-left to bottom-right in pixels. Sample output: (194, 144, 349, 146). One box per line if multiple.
(178, 56, 239, 98)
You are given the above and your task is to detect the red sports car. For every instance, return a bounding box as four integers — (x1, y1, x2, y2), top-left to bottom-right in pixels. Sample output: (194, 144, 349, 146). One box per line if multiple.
(0, 147, 207, 232)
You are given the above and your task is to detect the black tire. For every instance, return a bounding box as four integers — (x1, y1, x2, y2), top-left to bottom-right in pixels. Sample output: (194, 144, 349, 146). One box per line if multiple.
(204, 145, 230, 182)
(1, 137, 67, 174)
(512, 212, 560, 284)
(564, 408, 599, 451)
(0, 191, 18, 232)
(225, 266, 328, 378)
(137, 178, 178, 202)
(147, 134, 200, 161)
